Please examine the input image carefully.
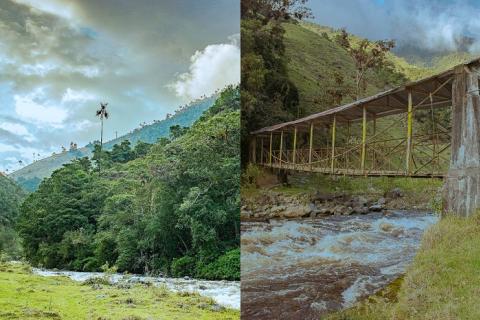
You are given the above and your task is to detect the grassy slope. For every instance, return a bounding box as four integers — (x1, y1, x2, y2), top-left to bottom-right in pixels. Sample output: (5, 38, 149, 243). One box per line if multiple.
(282, 21, 413, 117)
(285, 21, 477, 117)
(0, 263, 238, 320)
(9, 96, 215, 190)
(326, 213, 480, 319)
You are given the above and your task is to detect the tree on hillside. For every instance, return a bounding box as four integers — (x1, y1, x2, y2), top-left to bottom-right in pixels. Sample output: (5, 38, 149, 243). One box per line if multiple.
(95, 102, 109, 172)
(241, 0, 312, 21)
(241, 0, 312, 165)
(96, 103, 109, 147)
(335, 28, 395, 99)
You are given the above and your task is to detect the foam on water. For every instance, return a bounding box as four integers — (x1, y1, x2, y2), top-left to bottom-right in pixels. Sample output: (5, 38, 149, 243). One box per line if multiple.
(33, 269, 240, 309)
(241, 211, 438, 319)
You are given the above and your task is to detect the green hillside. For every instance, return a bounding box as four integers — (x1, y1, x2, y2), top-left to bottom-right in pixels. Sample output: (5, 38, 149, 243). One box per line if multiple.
(17, 85, 240, 279)
(9, 96, 216, 192)
(0, 174, 26, 259)
(282, 21, 407, 116)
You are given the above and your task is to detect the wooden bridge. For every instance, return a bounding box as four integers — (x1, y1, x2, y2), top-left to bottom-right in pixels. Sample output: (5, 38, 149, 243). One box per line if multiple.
(249, 57, 480, 216)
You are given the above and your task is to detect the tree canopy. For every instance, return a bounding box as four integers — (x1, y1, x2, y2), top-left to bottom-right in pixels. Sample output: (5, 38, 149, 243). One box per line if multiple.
(17, 85, 240, 280)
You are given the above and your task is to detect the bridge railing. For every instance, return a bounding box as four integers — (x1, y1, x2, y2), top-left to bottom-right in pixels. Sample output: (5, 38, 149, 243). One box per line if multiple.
(257, 131, 450, 177)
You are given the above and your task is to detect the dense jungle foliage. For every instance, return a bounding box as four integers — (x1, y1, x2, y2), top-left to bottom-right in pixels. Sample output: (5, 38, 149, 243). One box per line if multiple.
(0, 174, 26, 259)
(16, 86, 240, 280)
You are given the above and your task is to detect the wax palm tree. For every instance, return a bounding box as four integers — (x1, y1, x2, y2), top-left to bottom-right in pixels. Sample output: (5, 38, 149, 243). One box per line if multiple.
(95, 102, 109, 151)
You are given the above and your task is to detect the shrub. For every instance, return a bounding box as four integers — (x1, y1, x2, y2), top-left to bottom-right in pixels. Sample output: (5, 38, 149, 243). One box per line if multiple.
(197, 249, 240, 280)
(242, 164, 262, 188)
(170, 256, 196, 277)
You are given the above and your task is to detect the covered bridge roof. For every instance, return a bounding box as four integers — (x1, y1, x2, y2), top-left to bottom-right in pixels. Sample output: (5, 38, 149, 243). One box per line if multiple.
(252, 56, 480, 135)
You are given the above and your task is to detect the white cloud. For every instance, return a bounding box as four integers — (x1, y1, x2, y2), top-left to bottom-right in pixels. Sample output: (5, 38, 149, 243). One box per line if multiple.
(169, 35, 240, 101)
(14, 89, 68, 125)
(0, 122, 35, 142)
(12, 0, 74, 20)
(62, 88, 96, 103)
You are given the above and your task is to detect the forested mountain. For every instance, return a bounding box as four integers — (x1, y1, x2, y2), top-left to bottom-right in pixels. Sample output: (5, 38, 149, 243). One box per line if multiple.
(0, 174, 26, 259)
(241, 0, 473, 162)
(10, 95, 216, 192)
(16, 86, 240, 280)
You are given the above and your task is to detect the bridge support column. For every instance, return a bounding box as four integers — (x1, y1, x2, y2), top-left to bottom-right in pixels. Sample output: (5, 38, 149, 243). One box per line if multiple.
(269, 132, 273, 166)
(361, 106, 367, 172)
(251, 137, 256, 163)
(279, 131, 284, 168)
(331, 115, 336, 173)
(293, 127, 297, 165)
(445, 65, 480, 217)
(309, 122, 314, 167)
(260, 137, 264, 164)
(372, 115, 376, 170)
(405, 90, 413, 175)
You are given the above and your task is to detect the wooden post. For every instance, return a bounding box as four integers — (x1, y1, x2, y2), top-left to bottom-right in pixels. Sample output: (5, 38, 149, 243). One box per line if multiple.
(361, 106, 367, 172)
(346, 120, 350, 171)
(252, 136, 257, 164)
(293, 127, 298, 165)
(260, 137, 264, 164)
(279, 131, 284, 167)
(269, 132, 273, 166)
(309, 122, 314, 166)
(406, 90, 413, 175)
(372, 115, 376, 170)
(331, 115, 336, 173)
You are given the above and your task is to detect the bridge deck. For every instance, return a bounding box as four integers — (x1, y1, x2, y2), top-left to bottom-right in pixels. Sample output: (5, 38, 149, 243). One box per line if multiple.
(261, 163, 445, 178)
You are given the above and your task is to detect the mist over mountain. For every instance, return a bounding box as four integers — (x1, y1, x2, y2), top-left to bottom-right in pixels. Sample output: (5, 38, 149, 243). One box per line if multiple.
(309, 0, 480, 65)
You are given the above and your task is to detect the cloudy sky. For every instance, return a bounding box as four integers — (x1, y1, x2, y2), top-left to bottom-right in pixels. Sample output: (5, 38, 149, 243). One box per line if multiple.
(0, 0, 239, 173)
(310, 0, 480, 52)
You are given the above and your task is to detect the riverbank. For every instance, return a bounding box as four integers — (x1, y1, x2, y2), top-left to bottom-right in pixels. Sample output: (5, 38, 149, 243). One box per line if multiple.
(0, 262, 239, 320)
(326, 212, 480, 319)
(242, 168, 443, 221)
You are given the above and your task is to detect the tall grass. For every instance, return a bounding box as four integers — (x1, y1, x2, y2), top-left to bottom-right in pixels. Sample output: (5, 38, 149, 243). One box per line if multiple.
(327, 212, 480, 319)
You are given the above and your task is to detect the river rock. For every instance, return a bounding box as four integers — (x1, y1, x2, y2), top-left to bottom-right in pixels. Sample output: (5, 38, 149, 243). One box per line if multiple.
(369, 204, 384, 212)
(377, 197, 387, 205)
(311, 191, 335, 202)
(333, 205, 346, 215)
(210, 304, 226, 312)
(318, 208, 332, 215)
(385, 188, 403, 199)
(270, 205, 287, 213)
(282, 205, 311, 218)
(352, 206, 369, 214)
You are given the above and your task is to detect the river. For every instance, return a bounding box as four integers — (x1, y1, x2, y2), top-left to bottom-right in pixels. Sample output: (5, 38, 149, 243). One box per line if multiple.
(33, 268, 240, 309)
(241, 211, 438, 319)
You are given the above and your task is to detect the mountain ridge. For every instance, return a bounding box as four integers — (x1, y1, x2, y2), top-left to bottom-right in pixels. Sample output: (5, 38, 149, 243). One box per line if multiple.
(10, 95, 216, 191)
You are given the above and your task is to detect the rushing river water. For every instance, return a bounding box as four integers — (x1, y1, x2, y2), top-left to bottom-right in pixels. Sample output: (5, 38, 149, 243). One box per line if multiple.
(241, 211, 438, 319)
(33, 268, 240, 309)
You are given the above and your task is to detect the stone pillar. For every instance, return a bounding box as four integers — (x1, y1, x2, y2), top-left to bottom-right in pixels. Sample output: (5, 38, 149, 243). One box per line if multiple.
(445, 65, 480, 216)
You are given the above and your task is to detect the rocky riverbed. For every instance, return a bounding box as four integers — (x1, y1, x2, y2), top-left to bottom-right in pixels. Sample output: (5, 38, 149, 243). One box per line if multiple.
(33, 268, 240, 309)
(241, 188, 408, 221)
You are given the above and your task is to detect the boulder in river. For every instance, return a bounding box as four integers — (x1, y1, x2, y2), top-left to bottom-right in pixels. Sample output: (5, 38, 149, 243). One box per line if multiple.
(385, 187, 403, 199)
(369, 204, 384, 212)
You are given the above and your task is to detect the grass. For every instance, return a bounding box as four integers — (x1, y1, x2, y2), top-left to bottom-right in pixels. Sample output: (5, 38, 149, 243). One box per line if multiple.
(326, 212, 480, 319)
(282, 21, 408, 117)
(0, 262, 239, 320)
